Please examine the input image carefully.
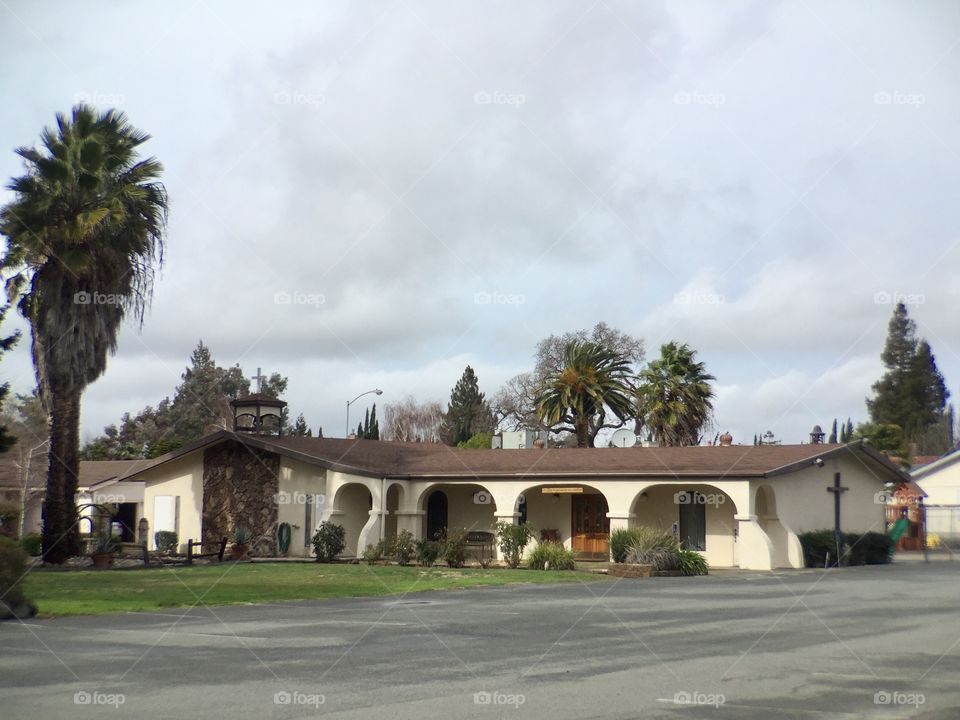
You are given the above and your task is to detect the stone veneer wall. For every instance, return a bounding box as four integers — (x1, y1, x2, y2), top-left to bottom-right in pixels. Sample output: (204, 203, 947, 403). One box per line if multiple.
(202, 441, 280, 550)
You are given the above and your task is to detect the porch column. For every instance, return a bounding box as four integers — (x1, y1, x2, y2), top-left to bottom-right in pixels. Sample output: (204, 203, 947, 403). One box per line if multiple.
(357, 509, 384, 555)
(735, 513, 775, 570)
(394, 510, 425, 539)
(607, 512, 634, 561)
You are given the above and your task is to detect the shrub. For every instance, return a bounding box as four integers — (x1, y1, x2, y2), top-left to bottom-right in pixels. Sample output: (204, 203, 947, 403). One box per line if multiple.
(610, 528, 644, 564)
(527, 541, 576, 570)
(495, 521, 535, 569)
(415, 538, 442, 567)
(442, 528, 468, 568)
(457, 432, 493, 449)
(844, 531, 893, 566)
(862, 532, 894, 564)
(0, 502, 19, 539)
(624, 527, 680, 571)
(92, 535, 118, 556)
(19, 533, 41, 557)
(275, 522, 292, 556)
(676, 548, 709, 576)
(0, 537, 28, 609)
(392, 530, 415, 565)
(154, 531, 178, 555)
(362, 542, 386, 563)
(312, 521, 346, 562)
(799, 530, 844, 568)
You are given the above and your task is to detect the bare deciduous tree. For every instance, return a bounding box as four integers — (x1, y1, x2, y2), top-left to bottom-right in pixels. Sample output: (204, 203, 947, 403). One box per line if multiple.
(383, 397, 445, 443)
(493, 322, 645, 445)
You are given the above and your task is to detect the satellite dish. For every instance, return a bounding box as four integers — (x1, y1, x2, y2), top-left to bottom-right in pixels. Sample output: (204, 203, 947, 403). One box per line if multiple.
(610, 429, 636, 448)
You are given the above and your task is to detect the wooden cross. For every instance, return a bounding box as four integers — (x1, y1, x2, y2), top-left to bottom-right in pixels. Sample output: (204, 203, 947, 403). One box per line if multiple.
(251, 367, 266, 393)
(827, 471, 849, 543)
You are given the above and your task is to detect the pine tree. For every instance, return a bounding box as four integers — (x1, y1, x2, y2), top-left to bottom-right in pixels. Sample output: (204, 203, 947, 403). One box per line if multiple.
(867, 304, 950, 453)
(443, 366, 493, 446)
(845, 418, 854, 442)
(828, 419, 838, 444)
(292, 413, 311, 437)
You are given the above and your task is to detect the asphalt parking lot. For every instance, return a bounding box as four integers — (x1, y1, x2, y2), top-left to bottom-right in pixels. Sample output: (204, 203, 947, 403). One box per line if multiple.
(2, 561, 959, 719)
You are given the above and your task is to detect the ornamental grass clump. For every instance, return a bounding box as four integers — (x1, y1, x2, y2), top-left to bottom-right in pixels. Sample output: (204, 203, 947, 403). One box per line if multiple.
(624, 527, 680, 571)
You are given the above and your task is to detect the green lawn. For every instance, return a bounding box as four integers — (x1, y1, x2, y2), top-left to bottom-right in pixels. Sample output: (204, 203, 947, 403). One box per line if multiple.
(23, 563, 603, 617)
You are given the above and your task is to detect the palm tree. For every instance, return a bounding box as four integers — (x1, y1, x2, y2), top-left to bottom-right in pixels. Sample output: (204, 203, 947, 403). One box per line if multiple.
(0, 105, 167, 563)
(536, 340, 636, 447)
(636, 341, 715, 446)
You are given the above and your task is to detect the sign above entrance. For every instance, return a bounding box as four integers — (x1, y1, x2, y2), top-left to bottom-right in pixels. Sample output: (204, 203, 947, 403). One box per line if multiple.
(541, 487, 584, 494)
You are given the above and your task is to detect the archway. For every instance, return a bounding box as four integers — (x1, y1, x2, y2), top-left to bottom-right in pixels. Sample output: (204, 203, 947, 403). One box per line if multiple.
(384, 483, 402, 539)
(630, 484, 738, 568)
(418, 483, 497, 540)
(515, 484, 610, 560)
(333, 483, 373, 557)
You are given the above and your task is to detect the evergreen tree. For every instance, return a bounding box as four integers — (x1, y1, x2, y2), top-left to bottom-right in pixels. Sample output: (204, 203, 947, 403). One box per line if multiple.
(845, 418, 854, 442)
(443, 366, 493, 446)
(292, 413, 312, 437)
(369, 403, 379, 440)
(867, 304, 950, 453)
(828, 419, 838, 444)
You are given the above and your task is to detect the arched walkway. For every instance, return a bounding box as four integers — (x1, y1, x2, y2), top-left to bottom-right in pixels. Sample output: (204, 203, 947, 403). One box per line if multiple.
(514, 484, 611, 560)
(416, 483, 497, 539)
(630, 484, 738, 568)
(384, 483, 403, 539)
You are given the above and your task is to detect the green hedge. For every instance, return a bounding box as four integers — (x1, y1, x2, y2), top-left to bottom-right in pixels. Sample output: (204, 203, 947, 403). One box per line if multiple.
(799, 530, 893, 568)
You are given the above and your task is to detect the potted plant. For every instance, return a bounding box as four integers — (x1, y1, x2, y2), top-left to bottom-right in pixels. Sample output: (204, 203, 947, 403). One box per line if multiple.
(231, 526, 252, 561)
(91, 535, 117, 569)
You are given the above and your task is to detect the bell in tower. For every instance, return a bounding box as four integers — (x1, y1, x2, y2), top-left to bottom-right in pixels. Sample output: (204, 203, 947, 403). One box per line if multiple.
(230, 367, 288, 436)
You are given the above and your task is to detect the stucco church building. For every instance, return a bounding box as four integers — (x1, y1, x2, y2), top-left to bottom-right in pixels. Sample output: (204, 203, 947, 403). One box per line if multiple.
(84, 396, 908, 571)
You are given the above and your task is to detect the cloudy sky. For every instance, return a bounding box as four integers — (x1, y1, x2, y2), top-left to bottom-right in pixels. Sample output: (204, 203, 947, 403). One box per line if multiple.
(2, 0, 959, 445)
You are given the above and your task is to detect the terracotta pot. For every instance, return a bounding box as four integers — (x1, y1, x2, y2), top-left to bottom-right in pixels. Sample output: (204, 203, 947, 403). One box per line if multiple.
(231, 543, 250, 561)
(92, 554, 113, 569)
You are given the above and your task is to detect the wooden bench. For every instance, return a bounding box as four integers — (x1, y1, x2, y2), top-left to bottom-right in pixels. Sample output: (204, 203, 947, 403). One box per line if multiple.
(185, 537, 228, 565)
(465, 531, 495, 564)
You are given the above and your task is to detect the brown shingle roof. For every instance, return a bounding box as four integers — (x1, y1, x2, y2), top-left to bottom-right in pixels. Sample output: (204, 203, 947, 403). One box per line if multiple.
(0, 457, 146, 489)
(120, 431, 908, 482)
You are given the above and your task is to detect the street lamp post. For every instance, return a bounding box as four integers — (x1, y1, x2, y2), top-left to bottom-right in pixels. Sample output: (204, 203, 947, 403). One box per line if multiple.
(346, 389, 383, 437)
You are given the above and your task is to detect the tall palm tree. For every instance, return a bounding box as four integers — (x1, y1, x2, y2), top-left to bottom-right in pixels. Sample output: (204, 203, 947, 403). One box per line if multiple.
(536, 340, 636, 447)
(0, 105, 167, 563)
(636, 341, 715, 446)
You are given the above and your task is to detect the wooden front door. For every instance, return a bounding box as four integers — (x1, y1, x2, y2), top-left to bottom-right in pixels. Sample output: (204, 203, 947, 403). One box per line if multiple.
(571, 494, 610, 558)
